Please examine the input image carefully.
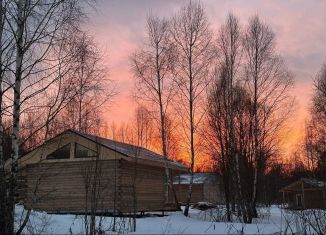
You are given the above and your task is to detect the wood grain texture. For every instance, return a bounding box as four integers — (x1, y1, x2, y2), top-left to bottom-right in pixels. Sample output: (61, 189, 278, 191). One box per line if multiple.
(21, 158, 184, 213)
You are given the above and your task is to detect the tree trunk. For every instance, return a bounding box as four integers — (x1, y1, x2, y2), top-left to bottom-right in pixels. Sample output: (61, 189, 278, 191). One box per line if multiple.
(8, 1, 24, 234)
(234, 153, 248, 223)
(156, 45, 170, 207)
(251, 163, 259, 218)
(223, 172, 231, 221)
(184, 50, 195, 217)
(0, 0, 6, 232)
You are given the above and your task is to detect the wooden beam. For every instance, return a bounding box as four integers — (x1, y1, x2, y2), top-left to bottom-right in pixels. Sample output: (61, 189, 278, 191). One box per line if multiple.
(323, 189, 326, 209)
(301, 180, 305, 209)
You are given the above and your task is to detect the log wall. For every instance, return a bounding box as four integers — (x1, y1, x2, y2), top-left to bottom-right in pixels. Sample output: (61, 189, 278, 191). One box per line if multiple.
(174, 182, 224, 204)
(16, 168, 27, 203)
(304, 190, 325, 209)
(25, 160, 119, 213)
(174, 184, 204, 203)
(119, 159, 174, 212)
(23, 159, 182, 214)
(203, 183, 224, 203)
(284, 190, 326, 209)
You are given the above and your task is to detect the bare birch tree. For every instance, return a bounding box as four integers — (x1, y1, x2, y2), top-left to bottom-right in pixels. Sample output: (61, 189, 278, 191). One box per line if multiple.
(131, 15, 175, 204)
(170, 1, 214, 216)
(206, 13, 293, 223)
(2, 0, 86, 233)
(0, 0, 15, 232)
(242, 15, 293, 220)
(215, 13, 242, 221)
(15, 19, 104, 235)
(80, 140, 107, 235)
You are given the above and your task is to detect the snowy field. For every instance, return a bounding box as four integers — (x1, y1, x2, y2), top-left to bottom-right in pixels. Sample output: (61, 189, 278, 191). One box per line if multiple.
(15, 205, 324, 234)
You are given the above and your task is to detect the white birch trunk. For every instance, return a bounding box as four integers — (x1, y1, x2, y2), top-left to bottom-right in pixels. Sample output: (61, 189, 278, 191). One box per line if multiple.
(0, 1, 6, 232)
(9, 0, 24, 233)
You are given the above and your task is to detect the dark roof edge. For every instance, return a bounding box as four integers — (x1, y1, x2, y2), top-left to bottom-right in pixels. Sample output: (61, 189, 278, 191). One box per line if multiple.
(68, 129, 131, 159)
(279, 177, 326, 192)
(71, 130, 187, 169)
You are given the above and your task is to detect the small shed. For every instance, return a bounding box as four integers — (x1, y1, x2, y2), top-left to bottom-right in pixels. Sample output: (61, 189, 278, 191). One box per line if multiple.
(280, 178, 326, 209)
(173, 173, 224, 204)
(10, 129, 188, 214)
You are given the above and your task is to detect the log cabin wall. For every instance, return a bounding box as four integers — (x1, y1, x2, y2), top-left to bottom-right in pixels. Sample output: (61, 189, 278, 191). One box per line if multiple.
(203, 178, 224, 203)
(283, 190, 326, 209)
(203, 183, 222, 203)
(25, 160, 120, 214)
(119, 159, 170, 212)
(16, 167, 27, 203)
(24, 159, 183, 214)
(174, 184, 204, 203)
(304, 190, 325, 209)
(287, 193, 297, 209)
(14, 130, 188, 214)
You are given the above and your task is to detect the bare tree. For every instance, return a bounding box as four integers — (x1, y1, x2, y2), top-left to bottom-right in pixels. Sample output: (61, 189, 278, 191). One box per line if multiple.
(305, 64, 326, 179)
(170, 1, 214, 216)
(1, 0, 88, 233)
(132, 14, 175, 206)
(207, 65, 254, 222)
(242, 15, 293, 220)
(206, 13, 293, 224)
(214, 13, 243, 222)
(80, 140, 107, 235)
(115, 122, 131, 143)
(164, 114, 181, 163)
(0, 0, 15, 232)
(58, 31, 116, 134)
(15, 23, 100, 235)
(133, 105, 155, 149)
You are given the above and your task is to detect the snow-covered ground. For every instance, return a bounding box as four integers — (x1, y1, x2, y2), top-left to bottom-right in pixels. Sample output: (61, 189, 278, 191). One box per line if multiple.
(15, 205, 323, 234)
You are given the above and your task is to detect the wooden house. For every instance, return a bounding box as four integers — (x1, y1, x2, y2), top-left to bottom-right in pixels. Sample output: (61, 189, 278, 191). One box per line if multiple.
(173, 173, 224, 204)
(280, 178, 326, 209)
(11, 129, 188, 214)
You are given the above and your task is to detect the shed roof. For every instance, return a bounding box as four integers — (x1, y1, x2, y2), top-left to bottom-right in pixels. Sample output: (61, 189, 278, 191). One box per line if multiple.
(280, 178, 326, 192)
(15, 129, 188, 171)
(173, 173, 221, 185)
(71, 129, 187, 169)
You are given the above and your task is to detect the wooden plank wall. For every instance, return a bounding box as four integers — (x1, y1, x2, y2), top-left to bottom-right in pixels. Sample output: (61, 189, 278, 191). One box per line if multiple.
(16, 167, 27, 203)
(23, 159, 183, 214)
(203, 182, 224, 203)
(173, 184, 204, 203)
(304, 190, 326, 209)
(25, 160, 120, 213)
(119, 159, 171, 212)
(285, 190, 326, 209)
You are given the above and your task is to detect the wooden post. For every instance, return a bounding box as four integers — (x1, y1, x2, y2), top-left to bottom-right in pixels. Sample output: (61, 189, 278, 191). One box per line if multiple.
(301, 180, 305, 209)
(323, 189, 326, 209)
(282, 191, 285, 208)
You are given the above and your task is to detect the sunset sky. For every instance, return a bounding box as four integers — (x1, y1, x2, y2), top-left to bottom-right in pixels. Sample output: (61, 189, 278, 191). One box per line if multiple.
(85, 0, 326, 159)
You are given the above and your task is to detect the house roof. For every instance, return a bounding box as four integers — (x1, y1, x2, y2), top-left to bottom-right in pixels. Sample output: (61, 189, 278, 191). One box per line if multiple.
(280, 178, 326, 192)
(302, 178, 326, 188)
(71, 129, 187, 169)
(7, 129, 188, 172)
(173, 173, 221, 185)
